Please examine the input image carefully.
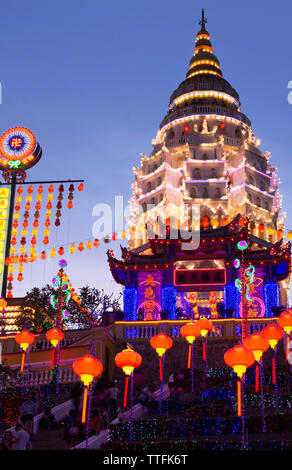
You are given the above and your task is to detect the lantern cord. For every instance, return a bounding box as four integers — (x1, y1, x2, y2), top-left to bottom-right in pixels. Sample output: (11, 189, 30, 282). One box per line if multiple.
(272, 356, 276, 385)
(159, 357, 163, 382)
(237, 379, 241, 417)
(20, 351, 25, 373)
(187, 344, 192, 369)
(123, 376, 129, 408)
(255, 364, 259, 392)
(191, 343, 194, 394)
(82, 386, 88, 423)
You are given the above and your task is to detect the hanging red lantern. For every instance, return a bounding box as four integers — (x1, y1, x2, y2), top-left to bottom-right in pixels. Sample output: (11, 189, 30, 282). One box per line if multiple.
(224, 345, 255, 417)
(261, 324, 284, 350)
(78, 242, 84, 251)
(201, 216, 210, 228)
(243, 333, 269, 392)
(196, 317, 213, 362)
(93, 239, 100, 247)
(73, 355, 103, 423)
(150, 333, 173, 381)
(58, 246, 65, 255)
(115, 346, 142, 407)
(78, 183, 84, 191)
(15, 330, 35, 373)
(277, 311, 292, 335)
(180, 322, 201, 368)
(41, 251, 46, 259)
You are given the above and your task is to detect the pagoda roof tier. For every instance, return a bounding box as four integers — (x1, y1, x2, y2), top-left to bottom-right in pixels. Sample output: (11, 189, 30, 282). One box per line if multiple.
(107, 215, 291, 285)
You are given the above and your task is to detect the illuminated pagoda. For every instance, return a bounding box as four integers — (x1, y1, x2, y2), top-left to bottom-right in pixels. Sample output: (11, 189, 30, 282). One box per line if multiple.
(108, 10, 291, 320)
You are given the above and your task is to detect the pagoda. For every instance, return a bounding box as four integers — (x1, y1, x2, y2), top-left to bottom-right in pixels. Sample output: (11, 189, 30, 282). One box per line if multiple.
(108, 10, 291, 321)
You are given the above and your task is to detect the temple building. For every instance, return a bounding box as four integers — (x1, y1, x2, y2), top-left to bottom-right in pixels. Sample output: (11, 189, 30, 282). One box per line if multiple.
(108, 10, 291, 320)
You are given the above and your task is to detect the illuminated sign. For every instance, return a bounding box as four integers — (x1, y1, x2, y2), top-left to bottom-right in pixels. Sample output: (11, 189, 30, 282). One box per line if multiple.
(138, 272, 162, 321)
(174, 268, 226, 287)
(0, 127, 42, 171)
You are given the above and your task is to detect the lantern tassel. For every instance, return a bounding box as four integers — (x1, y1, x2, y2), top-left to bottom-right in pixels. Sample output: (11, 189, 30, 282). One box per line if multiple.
(82, 386, 88, 423)
(203, 341, 206, 361)
(255, 364, 259, 392)
(123, 376, 129, 408)
(51, 348, 55, 370)
(272, 356, 276, 385)
(187, 344, 192, 369)
(20, 352, 25, 373)
(159, 357, 163, 382)
(237, 379, 241, 417)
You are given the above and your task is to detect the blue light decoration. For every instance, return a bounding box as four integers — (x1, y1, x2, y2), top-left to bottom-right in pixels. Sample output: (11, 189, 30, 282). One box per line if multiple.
(123, 287, 138, 321)
(264, 282, 279, 318)
(161, 286, 177, 320)
(224, 282, 240, 318)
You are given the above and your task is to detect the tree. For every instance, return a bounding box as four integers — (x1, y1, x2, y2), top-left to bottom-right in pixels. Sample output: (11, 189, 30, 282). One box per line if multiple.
(16, 285, 122, 333)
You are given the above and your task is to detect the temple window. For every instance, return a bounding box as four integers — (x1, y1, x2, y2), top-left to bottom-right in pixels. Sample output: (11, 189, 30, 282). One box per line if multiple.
(146, 182, 152, 192)
(192, 168, 201, 179)
(190, 186, 198, 198)
(256, 197, 261, 207)
(202, 153, 208, 160)
(210, 168, 217, 178)
(202, 187, 209, 198)
(214, 187, 221, 198)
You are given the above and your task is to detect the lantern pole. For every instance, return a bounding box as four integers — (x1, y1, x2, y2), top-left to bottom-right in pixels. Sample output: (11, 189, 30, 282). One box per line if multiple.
(240, 249, 248, 343)
(1, 172, 16, 298)
(260, 358, 266, 433)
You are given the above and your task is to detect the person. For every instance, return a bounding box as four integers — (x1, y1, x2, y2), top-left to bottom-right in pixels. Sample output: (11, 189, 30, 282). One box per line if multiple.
(98, 407, 109, 428)
(20, 395, 37, 427)
(89, 410, 104, 436)
(70, 382, 82, 413)
(137, 387, 150, 406)
(63, 409, 77, 450)
(97, 389, 108, 410)
(13, 424, 30, 450)
(39, 407, 58, 430)
(168, 373, 175, 390)
(1, 430, 16, 450)
(108, 381, 119, 420)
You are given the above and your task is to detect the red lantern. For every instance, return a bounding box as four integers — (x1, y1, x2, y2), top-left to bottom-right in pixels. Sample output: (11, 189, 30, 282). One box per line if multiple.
(180, 322, 201, 368)
(73, 355, 103, 423)
(277, 311, 292, 335)
(115, 346, 142, 407)
(196, 317, 213, 362)
(224, 345, 255, 417)
(201, 216, 210, 228)
(46, 327, 64, 348)
(261, 324, 284, 350)
(150, 333, 173, 381)
(243, 333, 269, 392)
(15, 330, 35, 373)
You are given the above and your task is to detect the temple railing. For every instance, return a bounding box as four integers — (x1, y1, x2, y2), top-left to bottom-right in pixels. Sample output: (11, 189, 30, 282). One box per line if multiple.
(10, 365, 79, 387)
(113, 318, 277, 342)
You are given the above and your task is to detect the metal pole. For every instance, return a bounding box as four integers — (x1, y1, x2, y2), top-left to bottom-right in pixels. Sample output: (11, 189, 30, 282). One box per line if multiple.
(1, 173, 16, 298)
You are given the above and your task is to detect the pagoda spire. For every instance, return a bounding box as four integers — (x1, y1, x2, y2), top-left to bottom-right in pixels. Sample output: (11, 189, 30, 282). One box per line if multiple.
(186, 9, 222, 79)
(199, 8, 207, 30)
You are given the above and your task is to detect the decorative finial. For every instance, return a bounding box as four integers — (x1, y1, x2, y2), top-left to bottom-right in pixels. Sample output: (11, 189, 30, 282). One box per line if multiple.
(199, 8, 207, 29)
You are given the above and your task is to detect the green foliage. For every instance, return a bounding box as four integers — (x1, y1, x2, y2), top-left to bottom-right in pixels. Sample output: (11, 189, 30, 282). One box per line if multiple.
(15, 284, 121, 333)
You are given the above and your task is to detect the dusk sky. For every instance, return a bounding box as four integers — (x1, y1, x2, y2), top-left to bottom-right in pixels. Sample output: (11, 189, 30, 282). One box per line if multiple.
(0, 0, 291, 302)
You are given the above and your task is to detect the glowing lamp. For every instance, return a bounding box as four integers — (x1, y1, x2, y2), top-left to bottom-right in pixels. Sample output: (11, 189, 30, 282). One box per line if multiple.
(277, 311, 292, 335)
(73, 355, 103, 423)
(150, 333, 173, 357)
(15, 330, 35, 373)
(46, 327, 64, 348)
(286, 231, 292, 240)
(243, 333, 269, 362)
(150, 333, 173, 382)
(196, 317, 213, 337)
(15, 329, 35, 352)
(237, 240, 248, 251)
(115, 347, 142, 376)
(180, 322, 201, 368)
(0, 298, 7, 309)
(115, 346, 142, 407)
(261, 324, 284, 350)
(224, 345, 255, 378)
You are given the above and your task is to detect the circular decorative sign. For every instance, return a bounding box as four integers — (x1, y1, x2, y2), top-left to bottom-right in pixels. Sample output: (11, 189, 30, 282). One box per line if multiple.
(0, 127, 42, 171)
(239, 296, 265, 318)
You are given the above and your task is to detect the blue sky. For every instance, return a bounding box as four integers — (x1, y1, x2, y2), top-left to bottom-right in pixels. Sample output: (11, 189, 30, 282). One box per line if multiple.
(0, 0, 291, 301)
